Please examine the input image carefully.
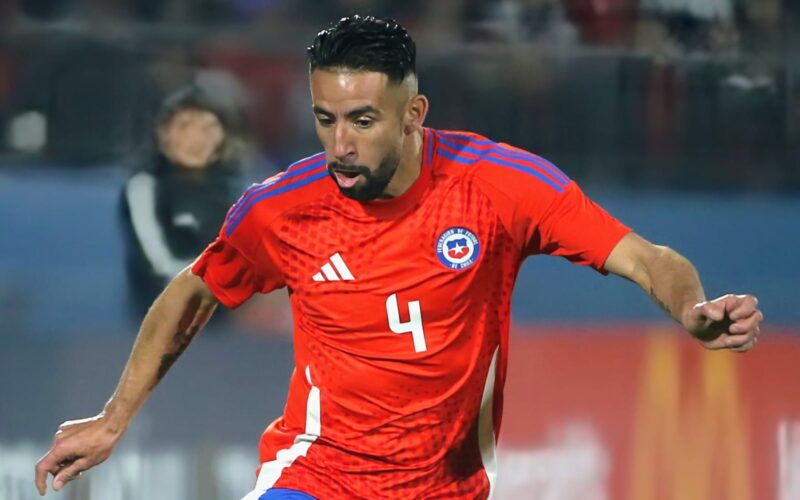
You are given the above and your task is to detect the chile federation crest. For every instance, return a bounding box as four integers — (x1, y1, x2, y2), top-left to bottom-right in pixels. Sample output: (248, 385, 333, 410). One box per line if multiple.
(436, 227, 481, 270)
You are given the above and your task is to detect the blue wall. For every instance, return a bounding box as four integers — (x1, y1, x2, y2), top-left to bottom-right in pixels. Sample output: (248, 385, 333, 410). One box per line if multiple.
(513, 189, 800, 324)
(1, 167, 798, 340)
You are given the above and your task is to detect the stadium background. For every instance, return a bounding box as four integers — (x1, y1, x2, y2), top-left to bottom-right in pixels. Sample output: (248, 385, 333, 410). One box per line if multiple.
(0, 0, 798, 499)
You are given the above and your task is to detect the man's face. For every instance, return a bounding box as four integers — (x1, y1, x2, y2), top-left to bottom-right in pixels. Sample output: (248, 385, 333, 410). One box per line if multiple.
(159, 109, 224, 169)
(310, 69, 409, 201)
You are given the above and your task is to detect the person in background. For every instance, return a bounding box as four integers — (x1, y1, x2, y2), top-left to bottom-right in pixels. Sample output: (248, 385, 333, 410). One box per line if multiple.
(120, 85, 245, 316)
(636, 0, 738, 55)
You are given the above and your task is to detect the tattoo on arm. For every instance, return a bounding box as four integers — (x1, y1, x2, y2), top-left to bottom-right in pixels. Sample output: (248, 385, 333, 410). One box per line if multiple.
(153, 327, 198, 387)
(648, 286, 672, 316)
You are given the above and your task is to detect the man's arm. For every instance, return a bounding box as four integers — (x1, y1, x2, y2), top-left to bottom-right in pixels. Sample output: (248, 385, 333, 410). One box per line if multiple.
(604, 232, 762, 351)
(34, 268, 219, 496)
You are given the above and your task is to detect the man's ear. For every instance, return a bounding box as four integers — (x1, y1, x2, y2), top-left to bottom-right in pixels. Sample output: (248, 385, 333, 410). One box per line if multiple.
(404, 94, 429, 135)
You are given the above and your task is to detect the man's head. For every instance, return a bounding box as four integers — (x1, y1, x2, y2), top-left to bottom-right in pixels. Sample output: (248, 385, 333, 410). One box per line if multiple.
(307, 16, 428, 201)
(156, 86, 227, 170)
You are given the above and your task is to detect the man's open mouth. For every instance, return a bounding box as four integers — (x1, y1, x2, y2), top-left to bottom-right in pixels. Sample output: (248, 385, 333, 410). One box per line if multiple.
(333, 169, 362, 188)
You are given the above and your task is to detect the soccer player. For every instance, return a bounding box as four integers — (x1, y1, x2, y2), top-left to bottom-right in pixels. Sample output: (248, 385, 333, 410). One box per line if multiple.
(35, 15, 763, 500)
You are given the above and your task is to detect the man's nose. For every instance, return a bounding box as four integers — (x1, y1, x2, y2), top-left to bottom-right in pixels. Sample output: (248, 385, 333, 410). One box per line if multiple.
(332, 123, 356, 162)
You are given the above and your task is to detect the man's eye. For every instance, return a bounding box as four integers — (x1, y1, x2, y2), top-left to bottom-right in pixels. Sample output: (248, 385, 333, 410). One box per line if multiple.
(316, 116, 333, 126)
(355, 118, 373, 129)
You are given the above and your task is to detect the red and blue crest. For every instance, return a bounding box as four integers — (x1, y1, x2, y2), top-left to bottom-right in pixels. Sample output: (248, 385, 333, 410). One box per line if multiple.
(435, 227, 481, 270)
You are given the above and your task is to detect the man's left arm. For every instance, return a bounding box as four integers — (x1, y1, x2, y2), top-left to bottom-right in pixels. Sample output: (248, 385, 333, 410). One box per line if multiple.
(603, 232, 763, 352)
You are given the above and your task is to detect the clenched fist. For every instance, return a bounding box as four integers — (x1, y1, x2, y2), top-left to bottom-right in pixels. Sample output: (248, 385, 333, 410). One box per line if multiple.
(686, 294, 763, 352)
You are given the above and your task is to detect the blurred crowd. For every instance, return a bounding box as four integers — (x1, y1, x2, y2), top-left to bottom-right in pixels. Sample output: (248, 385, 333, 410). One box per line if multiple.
(0, 0, 797, 190)
(0, 0, 790, 49)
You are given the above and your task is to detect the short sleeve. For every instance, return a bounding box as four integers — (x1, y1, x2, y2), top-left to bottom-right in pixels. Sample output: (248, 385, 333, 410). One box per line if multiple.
(475, 159, 631, 274)
(191, 199, 285, 308)
(525, 181, 631, 273)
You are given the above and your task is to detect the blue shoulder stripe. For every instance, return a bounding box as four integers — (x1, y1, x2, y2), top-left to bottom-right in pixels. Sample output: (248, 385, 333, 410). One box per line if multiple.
(437, 131, 570, 185)
(439, 138, 567, 193)
(226, 153, 325, 226)
(225, 156, 327, 237)
(437, 146, 565, 193)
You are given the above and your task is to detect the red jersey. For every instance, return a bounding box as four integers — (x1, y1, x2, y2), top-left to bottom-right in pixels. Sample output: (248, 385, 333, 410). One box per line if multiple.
(192, 128, 630, 499)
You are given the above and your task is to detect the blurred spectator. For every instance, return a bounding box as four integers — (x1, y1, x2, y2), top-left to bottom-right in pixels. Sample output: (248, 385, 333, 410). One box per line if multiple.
(119, 85, 245, 316)
(564, 0, 637, 47)
(723, 0, 782, 88)
(465, 0, 579, 45)
(636, 0, 738, 55)
(710, 0, 786, 189)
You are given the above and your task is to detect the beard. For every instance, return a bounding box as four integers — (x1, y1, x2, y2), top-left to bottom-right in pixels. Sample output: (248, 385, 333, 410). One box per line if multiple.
(327, 151, 401, 201)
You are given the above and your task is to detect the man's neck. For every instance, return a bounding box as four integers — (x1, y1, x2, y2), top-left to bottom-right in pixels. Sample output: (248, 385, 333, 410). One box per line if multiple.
(382, 129, 424, 198)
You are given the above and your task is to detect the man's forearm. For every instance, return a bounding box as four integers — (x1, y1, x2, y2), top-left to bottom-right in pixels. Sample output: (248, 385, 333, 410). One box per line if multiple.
(604, 233, 758, 347)
(639, 245, 705, 329)
(103, 270, 218, 431)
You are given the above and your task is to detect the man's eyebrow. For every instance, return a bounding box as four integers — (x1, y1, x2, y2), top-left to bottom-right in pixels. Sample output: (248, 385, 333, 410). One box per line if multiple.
(345, 106, 381, 119)
(312, 105, 334, 117)
(312, 105, 382, 119)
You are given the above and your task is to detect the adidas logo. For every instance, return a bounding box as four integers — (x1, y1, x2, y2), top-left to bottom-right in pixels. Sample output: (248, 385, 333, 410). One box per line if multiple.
(312, 253, 355, 282)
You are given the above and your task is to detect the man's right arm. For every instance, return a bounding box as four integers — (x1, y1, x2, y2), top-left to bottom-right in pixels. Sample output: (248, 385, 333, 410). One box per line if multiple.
(34, 268, 219, 496)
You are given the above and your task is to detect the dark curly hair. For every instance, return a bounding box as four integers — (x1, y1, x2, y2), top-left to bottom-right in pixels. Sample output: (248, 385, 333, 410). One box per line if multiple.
(307, 15, 416, 84)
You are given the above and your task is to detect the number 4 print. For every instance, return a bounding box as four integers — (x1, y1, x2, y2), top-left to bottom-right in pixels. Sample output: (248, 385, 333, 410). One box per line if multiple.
(386, 293, 427, 353)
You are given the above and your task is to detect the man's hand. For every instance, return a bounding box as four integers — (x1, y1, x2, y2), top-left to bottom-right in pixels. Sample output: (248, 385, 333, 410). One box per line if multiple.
(34, 271, 217, 496)
(34, 413, 123, 496)
(685, 294, 763, 352)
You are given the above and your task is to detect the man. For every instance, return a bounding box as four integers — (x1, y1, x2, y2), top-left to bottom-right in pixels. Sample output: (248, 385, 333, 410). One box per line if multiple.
(35, 15, 762, 500)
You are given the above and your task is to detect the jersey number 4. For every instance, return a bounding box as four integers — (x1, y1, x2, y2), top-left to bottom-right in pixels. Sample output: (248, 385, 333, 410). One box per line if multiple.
(386, 293, 427, 353)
